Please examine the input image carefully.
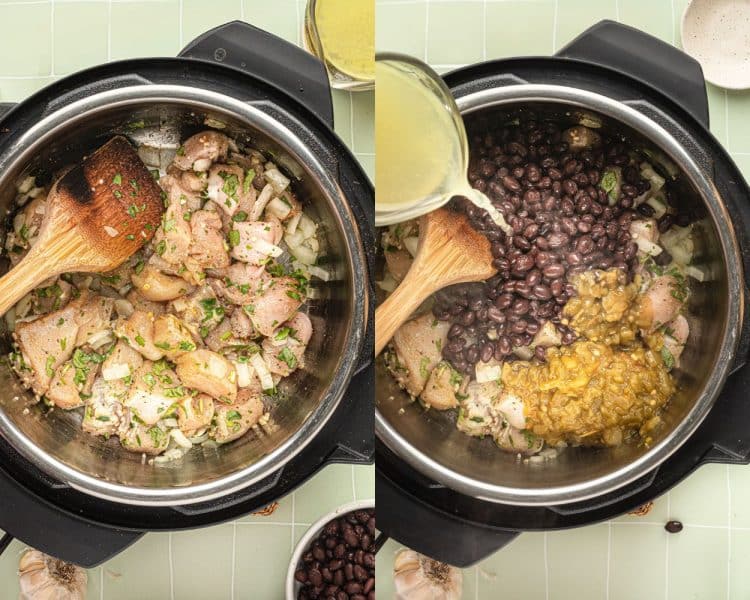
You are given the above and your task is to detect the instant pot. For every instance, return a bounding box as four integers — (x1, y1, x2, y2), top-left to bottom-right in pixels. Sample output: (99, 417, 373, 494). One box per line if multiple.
(376, 21, 750, 566)
(0, 21, 374, 566)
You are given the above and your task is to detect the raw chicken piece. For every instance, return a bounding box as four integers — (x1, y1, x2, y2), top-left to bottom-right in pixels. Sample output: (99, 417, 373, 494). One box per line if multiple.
(206, 164, 245, 216)
(151, 195, 192, 265)
(172, 131, 233, 172)
(159, 172, 202, 213)
(153, 314, 197, 360)
(126, 289, 166, 316)
(46, 358, 98, 409)
(384, 247, 413, 283)
(456, 381, 502, 438)
(115, 310, 164, 361)
(636, 274, 687, 332)
(204, 318, 246, 352)
(388, 314, 450, 397)
(119, 417, 170, 455)
(532, 321, 562, 348)
(494, 422, 543, 454)
(210, 263, 266, 306)
(212, 387, 264, 443)
(662, 314, 690, 368)
(82, 378, 126, 437)
(131, 265, 192, 302)
(250, 276, 304, 337)
(496, 392, 526, 430)
(74, 295, 114, 347)
(101, 340, 143, 381)
(562, 125, 601, 151)
(189, 210, 230, 269)
(262, 312, 312, 376)
(170, 285, 224, 336)
(13, 302, 80, 395)
(230, 308, 255, 339)
(177, 393, 215, 438)
(175, 349, 237, 402)
(125, 361, 182, 425)
(230, 220, 283, 265)
(420, 361, 460, 410)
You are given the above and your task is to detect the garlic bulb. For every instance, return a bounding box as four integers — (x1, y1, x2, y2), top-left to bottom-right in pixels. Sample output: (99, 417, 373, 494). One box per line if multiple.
(393, 548, 463, 600)
(18, 549, 87, 600)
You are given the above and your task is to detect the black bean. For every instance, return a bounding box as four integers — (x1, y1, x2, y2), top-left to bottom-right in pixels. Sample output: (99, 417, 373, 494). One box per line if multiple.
(542, 262, 565, 279)
(480, 343, 494, 362)
(665, 520, 683, 534)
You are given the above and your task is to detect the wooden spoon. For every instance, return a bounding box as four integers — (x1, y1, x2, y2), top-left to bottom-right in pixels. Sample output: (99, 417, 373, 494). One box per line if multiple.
(375, 207, 497, 356)
(0, 136, 164, 315)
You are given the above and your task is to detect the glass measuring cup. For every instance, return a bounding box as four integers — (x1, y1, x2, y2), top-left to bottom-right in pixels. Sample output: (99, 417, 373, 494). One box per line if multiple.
(375, 53, 507, 230)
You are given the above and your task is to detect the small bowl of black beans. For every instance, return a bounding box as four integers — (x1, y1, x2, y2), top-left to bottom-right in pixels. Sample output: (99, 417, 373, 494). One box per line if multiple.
(285, 500, 376, 600)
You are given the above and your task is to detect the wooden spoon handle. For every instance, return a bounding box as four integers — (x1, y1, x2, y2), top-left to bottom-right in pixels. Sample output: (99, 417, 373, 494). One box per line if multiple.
(0, 248, 61, 316)
(374, 263, 437, 357)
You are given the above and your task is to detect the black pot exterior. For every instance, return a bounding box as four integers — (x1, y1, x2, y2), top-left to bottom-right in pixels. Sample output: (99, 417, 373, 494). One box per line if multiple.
(376, 21, 750, 567)
(0, 23, 374, 566)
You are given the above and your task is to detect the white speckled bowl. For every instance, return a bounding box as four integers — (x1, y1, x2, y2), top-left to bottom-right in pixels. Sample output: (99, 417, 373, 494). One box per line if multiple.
(682, 0, 750, 89)
(285, 499, 375, 600)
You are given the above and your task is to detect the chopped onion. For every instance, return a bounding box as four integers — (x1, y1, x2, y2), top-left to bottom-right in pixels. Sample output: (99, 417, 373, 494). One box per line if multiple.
(685, 264, 709, 282)
(286, 212, 302, 235)
(12, 213, 25, 236)
(162, 418, 179, 428)
(193, 158, 212, 172)
(153, 448, 185, 464)
(645, 195, 668, 218)
(5, 307, 15, 332)
(284, 227, 306, 249)
(137, 145, 161, 167)
(640, 162, 665, 191)
(513, 346, 534, 360)
(188, 432, 209, 444)
(234, 361, 255, 388)
(250, 353, 274, 391)
(87, 329, 114, 349)
(266, 196, 292, 220)
(308, 265, 331, 281)
(252, 237, 284, 258)
(103, 226, 119, 238)
(102, 362, 130, 381)
(170, 428, 193, 449)
(252, 184, 275, 220)
(289, 244, 317, 266)
(634, 237, 663, 257)
(16, 175, 35, 194)
(204, 117, 227, 129)
(298, 214, 317, 239)
(402, 236, 419, 258)
(14, 294, 33, 319)
(264, 168, 290, 194)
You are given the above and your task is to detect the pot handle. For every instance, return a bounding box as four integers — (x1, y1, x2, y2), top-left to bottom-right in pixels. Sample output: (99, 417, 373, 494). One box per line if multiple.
(377, 467, 517, 567)
(323, 364, 374, 463)
(556, 20, 710, 129)
(178, 21, 335, 129)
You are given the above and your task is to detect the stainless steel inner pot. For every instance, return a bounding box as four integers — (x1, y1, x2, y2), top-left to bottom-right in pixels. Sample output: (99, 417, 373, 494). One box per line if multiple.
(0, 85, 367, 506)
(375, 84, 743, 506)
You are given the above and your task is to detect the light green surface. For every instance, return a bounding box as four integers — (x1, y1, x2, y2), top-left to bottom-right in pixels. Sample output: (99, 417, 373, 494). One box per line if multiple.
(375, 0, 750, 599)
(0, 2, 373, 599)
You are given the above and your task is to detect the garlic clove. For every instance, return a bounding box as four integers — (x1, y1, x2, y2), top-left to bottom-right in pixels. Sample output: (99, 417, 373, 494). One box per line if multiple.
(393, 548, 463, 600)
(19, 549, 87, 600)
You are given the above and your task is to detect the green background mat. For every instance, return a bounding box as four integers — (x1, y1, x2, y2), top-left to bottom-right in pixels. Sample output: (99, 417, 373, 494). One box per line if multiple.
(375, 1, 750, 600)
(0, 1, 373, 598)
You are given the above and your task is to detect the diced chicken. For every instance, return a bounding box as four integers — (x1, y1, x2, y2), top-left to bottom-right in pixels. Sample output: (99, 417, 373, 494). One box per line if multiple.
(210, 263, 265, 306)
(131, 265, 192, 302)
(82, 378, 126, 437)
(204, 318, 246, 352)
(14, 302, 79, 395)
(176, 393, 215, 438)
(101, 340, 143, 381)
(119, 417, 170, 455)
(384, 247, 413, 283)
(230, 220, 283, 265)
(125, 361, 182, 425)
(211, 388, 264, 444)
(420, 362, 459, 410)
(153, 314, 197, 360)
(250, 276, 305, 337)
(115, 310, 164, 361)
(175, 349, 237, 402)
(189, 210, 230, 269)
(46, 359, 98, 409)
(494, 423, 543, 455)
(562, 125, 601, 151)
(230, 308, 255, 339)
(531, 321, 562, 348)
(388, 314, 450, 397)
(159, 172, 203, 212)
(456, 381, 502, 438)
(262, 312, 312, 376)
(636, 275, 687, 332)
(170, 285, 223, 336)
(33, 278, 74, 314)
(496, 392, 526, 430)
(663, 314, 690, 368)
(172, 131, 233, 172)
(126, 289, 166, 316)
(151, 196, 192, 265)
(207, 164, 247, 216)
(630, 219, 662, 257)
(74, 295, 114, 347)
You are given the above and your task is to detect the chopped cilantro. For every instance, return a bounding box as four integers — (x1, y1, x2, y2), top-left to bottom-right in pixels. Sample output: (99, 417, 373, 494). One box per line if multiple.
(178, 340, 196, 351)
(45, 355, 55, 378)
(112, 173, 122, 185)
(661, 346, 675, 369)
(134, 334, 146, 347)
(243, 169, 255, 194)
(155, 240, 167, 256)
(232, 211, 248, 222)
(278, 347, 298, 369)
(228, 229, 240, 248)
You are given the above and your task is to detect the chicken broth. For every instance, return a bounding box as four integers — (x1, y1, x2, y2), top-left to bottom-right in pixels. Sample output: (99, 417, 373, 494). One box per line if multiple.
(5, 130, 326, 461)
(382, 113, 700, 456)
